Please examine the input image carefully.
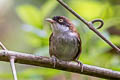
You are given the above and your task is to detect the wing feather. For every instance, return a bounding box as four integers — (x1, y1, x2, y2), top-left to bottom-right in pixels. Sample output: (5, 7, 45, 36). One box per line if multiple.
(73, 33, 82, 60)
(49, 33, 53, 57)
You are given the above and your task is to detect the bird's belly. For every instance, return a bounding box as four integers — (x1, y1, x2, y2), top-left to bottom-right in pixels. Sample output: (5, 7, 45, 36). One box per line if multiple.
(52, 34, 78, 61)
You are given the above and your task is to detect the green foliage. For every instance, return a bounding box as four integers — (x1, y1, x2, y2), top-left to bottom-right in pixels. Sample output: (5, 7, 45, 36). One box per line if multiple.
(17, 5, 42, 28)
(18, 68, 61, 79)
(17, 0, 58, 29)
(69, 1, 108, 20)
(0, 68, 61, 80)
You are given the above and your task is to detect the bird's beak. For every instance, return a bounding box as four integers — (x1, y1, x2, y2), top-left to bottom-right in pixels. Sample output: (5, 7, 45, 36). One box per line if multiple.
(46, 18, 55, 23)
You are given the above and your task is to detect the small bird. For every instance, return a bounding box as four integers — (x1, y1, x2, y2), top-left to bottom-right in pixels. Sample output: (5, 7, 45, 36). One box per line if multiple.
(46, 16, 83, 70)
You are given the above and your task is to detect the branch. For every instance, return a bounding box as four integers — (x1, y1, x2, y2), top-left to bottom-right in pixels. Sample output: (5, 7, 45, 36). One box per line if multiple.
(56, 0, 120, 53)
(0, 50, 120, 79)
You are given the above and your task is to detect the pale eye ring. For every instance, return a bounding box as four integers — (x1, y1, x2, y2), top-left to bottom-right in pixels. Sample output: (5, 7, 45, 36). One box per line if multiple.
(59, 19, 63, 22)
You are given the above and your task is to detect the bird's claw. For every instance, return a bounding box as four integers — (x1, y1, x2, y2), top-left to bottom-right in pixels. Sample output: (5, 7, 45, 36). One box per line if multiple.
(51, 56, 57, 68)
(75, 60, 83, 72)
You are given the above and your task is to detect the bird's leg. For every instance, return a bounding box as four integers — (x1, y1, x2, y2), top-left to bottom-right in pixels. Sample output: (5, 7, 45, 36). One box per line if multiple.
(51, 56, 58, 68)
(0, 42, 18, 80)
(75, 60, 83, 72)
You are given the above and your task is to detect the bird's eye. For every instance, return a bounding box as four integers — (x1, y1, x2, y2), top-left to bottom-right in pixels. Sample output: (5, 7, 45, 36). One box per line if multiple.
(58, 19, 63, 22)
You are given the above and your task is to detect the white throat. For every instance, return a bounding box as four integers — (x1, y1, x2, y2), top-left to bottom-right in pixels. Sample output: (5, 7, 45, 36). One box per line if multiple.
(51, 23, 69, 34)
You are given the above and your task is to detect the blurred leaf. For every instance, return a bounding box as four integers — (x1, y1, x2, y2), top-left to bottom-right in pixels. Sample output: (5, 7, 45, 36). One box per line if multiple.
(69, 1, 107, 20)
(0, 68, 61, 79)
(16, 0, 58, 29)
(22, 24, 48, 38)
(103, 17, 120, 29)
(39, 0, 58, 21)
(19, 68, 61, 79)
(111, 35, 120, 45)
(17, 5, 41, 28)
(101, 3, 114, 20)
(35, 46, 49, 56)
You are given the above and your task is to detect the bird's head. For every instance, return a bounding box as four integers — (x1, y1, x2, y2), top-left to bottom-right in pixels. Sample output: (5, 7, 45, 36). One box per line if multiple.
(46, 16, 76, 33)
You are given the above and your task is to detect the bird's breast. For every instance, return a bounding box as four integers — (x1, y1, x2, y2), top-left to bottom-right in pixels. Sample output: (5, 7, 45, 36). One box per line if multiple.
(51, 32, 79, 61)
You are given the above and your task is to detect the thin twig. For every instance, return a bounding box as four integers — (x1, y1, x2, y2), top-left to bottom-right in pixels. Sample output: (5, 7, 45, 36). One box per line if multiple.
(56, 0, 120, 53)
(91, 19, 104, 29)
(0, 42, 7, 50)
(0, 50, 120, 79)
(0, 42, 18, 80)
(10, 56, 17, 80)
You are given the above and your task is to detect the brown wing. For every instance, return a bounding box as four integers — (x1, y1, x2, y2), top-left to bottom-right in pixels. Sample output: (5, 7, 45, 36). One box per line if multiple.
(49, 33, 53, 57)
(73, 33, 82, 60)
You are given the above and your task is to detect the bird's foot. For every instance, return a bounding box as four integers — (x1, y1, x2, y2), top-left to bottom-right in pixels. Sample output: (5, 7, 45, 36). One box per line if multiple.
(75, 60, 83, 72)
(51, 56, 57, 68)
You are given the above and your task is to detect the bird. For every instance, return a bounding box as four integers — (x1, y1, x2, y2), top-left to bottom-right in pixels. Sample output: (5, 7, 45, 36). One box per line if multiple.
(46, 16, 83, 71)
